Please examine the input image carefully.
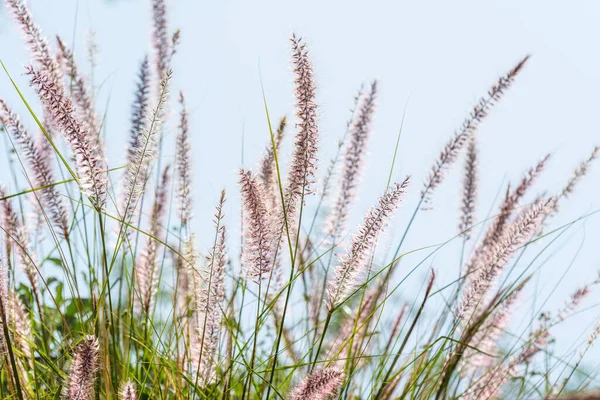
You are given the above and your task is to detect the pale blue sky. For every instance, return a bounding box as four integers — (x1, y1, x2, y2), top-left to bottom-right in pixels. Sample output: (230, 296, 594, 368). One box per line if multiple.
(1, 0, 600, 374)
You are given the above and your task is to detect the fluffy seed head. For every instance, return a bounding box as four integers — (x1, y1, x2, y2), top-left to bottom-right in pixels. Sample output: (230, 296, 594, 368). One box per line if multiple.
(327, 177, 409, 309)
(257, 116, 287, 209)
(5, 0, 61, 83)
(457, 198, 553, 322)
(176, 91, 193, 228)
(326, 80, 378, 239)
(459, 135, 478, 239)
(190, 191, 227, 385)
(56, 36, 100, 141)
(239, 169, 276, 282)
(284, 34, 319, 222)
(289, 368, 344, 400)
(119, 381, 137, 400)
(0, 98, 69, 238)
(63, 335, 99, 400)
(121, 68, 171, 230)
(26, 65, 107, 208)
(136, 166, 171, 314)
(422, 56, 530, 204)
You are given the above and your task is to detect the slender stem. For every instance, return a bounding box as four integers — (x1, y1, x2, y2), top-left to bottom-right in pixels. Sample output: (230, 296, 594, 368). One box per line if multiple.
(311, 311, 333, 372)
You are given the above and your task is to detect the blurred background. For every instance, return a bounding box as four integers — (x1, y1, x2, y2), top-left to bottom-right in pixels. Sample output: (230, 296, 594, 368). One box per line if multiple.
(1, 0, 600, 376)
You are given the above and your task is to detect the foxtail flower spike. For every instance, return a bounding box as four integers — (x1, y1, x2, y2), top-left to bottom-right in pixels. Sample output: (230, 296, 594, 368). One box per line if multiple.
(119, 381, 137, 400)
(0, 98, 69, 238)
(258, 116, 287, 208)
(459, 135, 478, 239)
(27, 65, 107, 208)
(327, 177, 410, 309)
(0, 186, 40, 306)
(176, 92, 193, 229)
(191, 191, 227, 385)
(239, 169, 276, 282)
(62, 335, 99, 400)
(289, 368, 344, 400)
(457, 198, 553, 322)
(422, 55, 530, 205)
(121, 68, 171, 228)
(283, 34, 319, 226)
(56, 37, 100, 141)
(326, 80, 378, 240)
(136, 166, 171, 314)
(4, 0, 61, 83)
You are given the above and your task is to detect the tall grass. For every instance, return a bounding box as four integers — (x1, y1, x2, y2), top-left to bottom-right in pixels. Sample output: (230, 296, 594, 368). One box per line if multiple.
(0, 1, 599, 399)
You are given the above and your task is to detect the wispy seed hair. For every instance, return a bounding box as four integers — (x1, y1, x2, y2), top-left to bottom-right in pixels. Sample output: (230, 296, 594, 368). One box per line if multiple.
(0, 186, 39, 305)
(289, 368, 344, 400)
(151, 0, 175, 84)
(327, 177, 410, 309)
(326, 80, 378, 239)
(121, 69, 172, 230)
(258, 115, 287, 208)
(465, 153, 550, 275)
(191, 191, 227, 384)
(128, 57, 151, 166)
(176, 91, 193, 228)
(550, 145, 599, 217)
(26, 65, 107, 208)
(422, 55, 530, 204)
(119, 381, 137, 400)
(4, 0, 61, 83)
(136, 165, 171, 314)
(457, 198, 553, 322)
(284, 34, 319, 223)
(62, 335, 99, 400)
(0, 98, 69, 238)
(239, 169, 276, 282)
(56, 36, 100, 140)
(459, 135, 478, 239)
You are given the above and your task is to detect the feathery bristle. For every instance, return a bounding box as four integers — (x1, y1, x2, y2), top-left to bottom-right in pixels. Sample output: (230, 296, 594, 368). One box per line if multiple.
(26, 65, 107, 208)
(461, 281, 526, 376)
(465, 153, 550, 275)
(136, 166, 170, 314)
(320, 85, 365, 202)
(4, 0, 61, 83)
(191, 191, 227, 384)
(560, 146, 598, 199)
(121, 68, 171, 228)
(284, 34, 319, 223)
(56, 37, 99, 137)
(63, 335, 99, 400)
(119, 381, 137, 400)
(550, 146, 599, 217)
(422, 55, 530, 204)
(176, 92, 193, 228)
(289, 368, 344, 400)
(128, 57, 151, 166)
(327, 288, 377, 365)
(0, 186, 39, 304)
(326, 80, 378, 239)
(239, 169, 276, 281)
(457, 198, 553, 322)
(258, 116, 287, 208)
(459, 135, 478, 239)
(0, 98, 69, 238)
(4, 287, 34, 394)
(151, 0, 173, 83)
(463, 361, 513, 400)
(327, 177, 410, 309)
